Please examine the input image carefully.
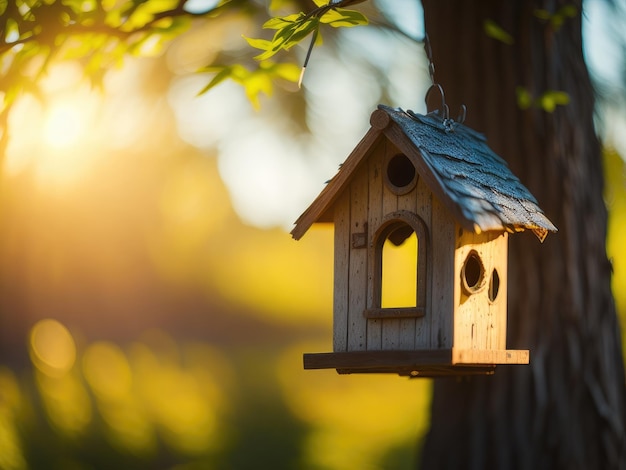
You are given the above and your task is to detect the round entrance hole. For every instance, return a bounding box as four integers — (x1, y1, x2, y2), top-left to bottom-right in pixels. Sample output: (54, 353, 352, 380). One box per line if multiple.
(461, 251, 485, 295)
(386, 154, 416, 194)
(488, 268, 500, 302)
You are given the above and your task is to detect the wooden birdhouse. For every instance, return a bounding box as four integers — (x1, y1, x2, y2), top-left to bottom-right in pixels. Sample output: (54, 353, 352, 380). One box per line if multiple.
(292, 105, 557, 377)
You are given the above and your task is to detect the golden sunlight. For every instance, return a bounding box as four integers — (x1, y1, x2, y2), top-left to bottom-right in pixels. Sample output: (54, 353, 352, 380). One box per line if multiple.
(277, 341, 432, 469)
(5, 63, 104, 188)
(42, 101, 86, 149)
(34, 93, 102, 186)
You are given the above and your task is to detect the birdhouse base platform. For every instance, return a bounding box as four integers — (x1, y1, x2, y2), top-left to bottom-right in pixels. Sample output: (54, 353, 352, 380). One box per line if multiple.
(303, 348, 529, 377)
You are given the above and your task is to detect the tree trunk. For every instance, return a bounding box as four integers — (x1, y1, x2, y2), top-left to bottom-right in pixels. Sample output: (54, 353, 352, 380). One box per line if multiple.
(420, 1, 626, 469)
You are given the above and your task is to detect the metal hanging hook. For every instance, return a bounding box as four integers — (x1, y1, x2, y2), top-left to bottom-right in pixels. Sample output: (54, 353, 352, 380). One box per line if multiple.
(457, 104, 467, 125)
(421, 33, 468, 131)
(425, 83, 449, 119)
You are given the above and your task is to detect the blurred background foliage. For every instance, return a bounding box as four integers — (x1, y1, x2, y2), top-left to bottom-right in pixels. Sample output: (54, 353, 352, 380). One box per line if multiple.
(0, 0, 624, 469)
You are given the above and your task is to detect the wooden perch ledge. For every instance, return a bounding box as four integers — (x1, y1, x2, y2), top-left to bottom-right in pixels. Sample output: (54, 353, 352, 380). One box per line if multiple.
(304, 349, 529, 377)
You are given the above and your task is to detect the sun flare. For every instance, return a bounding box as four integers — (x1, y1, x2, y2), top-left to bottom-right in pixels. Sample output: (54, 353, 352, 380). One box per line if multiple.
(43, 101, 86, 149)
(5, 81, 107, 188)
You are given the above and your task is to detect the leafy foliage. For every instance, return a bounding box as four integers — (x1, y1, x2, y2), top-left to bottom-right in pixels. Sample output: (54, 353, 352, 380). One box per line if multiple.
(0, 0, 231, 111)
(198, 60, 301, 109)
(534, 4, 578, 31)
(244, 4, 367, 61)
(0, 0, 368, 114)
(516, 86, 570, 112)
(201, 0, 368, 101)
(483, 19, 514, 45)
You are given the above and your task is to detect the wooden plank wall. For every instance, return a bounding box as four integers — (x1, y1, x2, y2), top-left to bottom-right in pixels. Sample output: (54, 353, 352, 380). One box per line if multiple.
(453, 230, 508, 350)
(430, 200, 455, 349)
(347, 164, 370, 350)
(394, 192, 417, 350)
(333, 135, 509, 354)
(366, 140, 384, 351)
(493, 234, 508, 349)
(380, 143, 401, 350)
(412, 176, 433, 349)
(333, 191, 350, 352)
(337, 138, 474, 353)
(371, 141, 433, 351)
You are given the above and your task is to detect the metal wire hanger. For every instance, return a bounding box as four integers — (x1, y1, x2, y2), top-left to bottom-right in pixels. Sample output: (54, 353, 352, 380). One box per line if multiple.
(418, 34, 467, 132)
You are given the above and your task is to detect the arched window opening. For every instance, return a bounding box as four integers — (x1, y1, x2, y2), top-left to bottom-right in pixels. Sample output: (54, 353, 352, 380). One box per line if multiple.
(365, 212, 428, 320)
(381, 225, 418, 308)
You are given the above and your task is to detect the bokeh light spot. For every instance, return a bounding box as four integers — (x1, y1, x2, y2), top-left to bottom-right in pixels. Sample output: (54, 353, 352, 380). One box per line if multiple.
(35, 372, 92, 436)
(83, 342, 133, 401)
(29, 319, 76, 377)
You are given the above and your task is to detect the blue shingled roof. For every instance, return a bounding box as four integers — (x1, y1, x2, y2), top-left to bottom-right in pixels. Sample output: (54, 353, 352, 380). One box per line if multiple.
(381, 105, 557, 240)
(291, 105, 557, 241)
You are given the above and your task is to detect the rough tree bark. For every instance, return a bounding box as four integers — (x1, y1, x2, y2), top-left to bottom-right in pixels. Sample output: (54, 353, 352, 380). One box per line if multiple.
(420, 1, 626, 469)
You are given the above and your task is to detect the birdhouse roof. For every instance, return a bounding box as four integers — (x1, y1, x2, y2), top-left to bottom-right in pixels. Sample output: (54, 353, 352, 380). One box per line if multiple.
(291, 105, 557, 241)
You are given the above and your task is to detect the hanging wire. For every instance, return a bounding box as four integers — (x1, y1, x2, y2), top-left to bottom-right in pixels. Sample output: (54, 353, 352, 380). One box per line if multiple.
(425, 33, 436, 86)
(421, 34, 467, 131)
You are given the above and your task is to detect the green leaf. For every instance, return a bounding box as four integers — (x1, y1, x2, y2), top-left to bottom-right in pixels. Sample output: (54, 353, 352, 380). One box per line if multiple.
(534, 4, 577, 31)
(281, 18, 318, 48)
(263, 13, 302, 30)
(273, 21, 300, 42)
(483, 19, 514, 45)
(265, 61, 301, 82)
(253, 18, 318, 60)
(243, 71, 273, 110)
(243, 35, 273, 51)
(197, 65, 242, 95)
(538, 90, 570, 112)
(320, 8, 368, 28)
(516, 88, 570, 112)
(198, 62, 299, 108)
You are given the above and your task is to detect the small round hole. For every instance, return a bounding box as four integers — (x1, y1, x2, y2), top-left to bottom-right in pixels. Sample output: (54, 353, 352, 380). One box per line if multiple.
(386, 154, 416, 194)
(462, 251, 485, 294)
(488, 269, 500, 302)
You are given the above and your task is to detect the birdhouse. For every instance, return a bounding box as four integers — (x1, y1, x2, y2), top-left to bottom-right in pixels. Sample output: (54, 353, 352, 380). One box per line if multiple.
(292, 105, 557, 377)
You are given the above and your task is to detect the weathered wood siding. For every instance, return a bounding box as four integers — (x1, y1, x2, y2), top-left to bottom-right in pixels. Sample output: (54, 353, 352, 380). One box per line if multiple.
(346, 163, 370, 350)
(429, 197, 455, 349)
(366, 140, 385, 350)
(335, 137, 510, 354)
(413, 168, 434, 349)
(379, 142, 402, 350)
(333, 190, 350, 352)
(453, 229, 508, 350)
(363, 140, 437, 351)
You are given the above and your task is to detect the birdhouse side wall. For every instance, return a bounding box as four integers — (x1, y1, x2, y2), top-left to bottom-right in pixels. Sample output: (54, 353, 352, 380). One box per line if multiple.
(453, 229, 508, 351)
